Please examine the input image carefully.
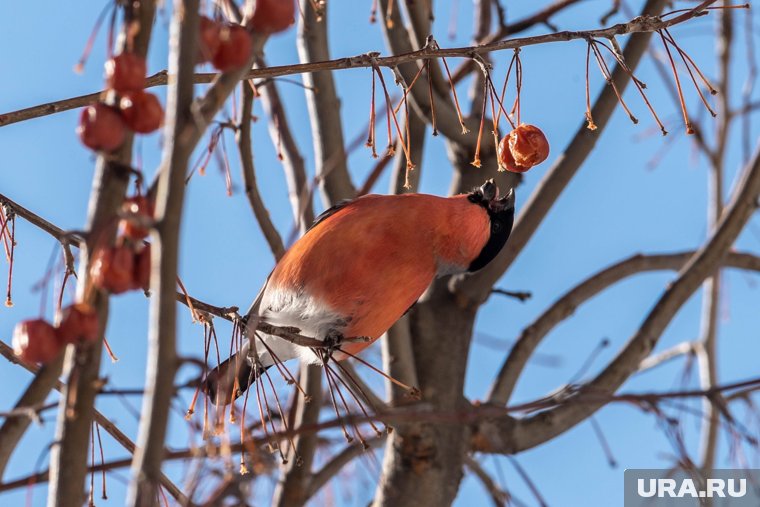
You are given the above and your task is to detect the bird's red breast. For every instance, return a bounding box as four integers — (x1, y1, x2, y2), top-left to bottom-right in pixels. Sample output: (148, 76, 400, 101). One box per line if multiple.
(264, 193, 491, 357)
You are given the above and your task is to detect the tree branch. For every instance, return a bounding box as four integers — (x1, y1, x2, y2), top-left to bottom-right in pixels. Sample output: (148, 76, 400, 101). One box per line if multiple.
(0, 356, 65, 480)
(296, 0, 355, 206)
(127, 1, 198, 503)
(272, 363, 323, 507)
(255, 56, 314, 234)
(305, 436, 386, 500)
(697, 5, 734, 474)
(0, 341, 187, 503)
(452, 0, 674, 305)
(487, 250, 760, 407)
(47, 3, 157, 506)
(636, 340, 696, 374)
(0, 4, 715, 129)
(464, 455, 509, 507)
(451, 0, 585, 83)
(237, 81, 286, 260)
(379, 0, 478, 145)
(481, 141, 760, 454)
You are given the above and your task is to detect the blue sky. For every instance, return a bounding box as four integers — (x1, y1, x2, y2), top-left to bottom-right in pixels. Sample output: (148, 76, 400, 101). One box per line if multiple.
(1, 1, 759, 505)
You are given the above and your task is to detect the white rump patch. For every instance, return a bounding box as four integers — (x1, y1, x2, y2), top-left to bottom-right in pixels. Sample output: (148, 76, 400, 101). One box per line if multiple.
(248, 286, 347, 366)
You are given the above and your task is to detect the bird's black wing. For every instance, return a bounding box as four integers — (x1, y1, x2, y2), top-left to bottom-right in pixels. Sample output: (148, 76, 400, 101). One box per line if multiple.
(307, 198, 354, 232)
(202, 350, 271, 406)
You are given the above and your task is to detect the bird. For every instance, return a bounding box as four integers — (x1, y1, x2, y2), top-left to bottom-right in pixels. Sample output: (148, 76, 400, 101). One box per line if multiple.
(203, 179, 515, 404)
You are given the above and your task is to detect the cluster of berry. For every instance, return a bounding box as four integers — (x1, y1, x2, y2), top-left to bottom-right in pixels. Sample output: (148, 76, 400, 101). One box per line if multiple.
(13, 304, 98, 365)
(78, 52, 164, 152)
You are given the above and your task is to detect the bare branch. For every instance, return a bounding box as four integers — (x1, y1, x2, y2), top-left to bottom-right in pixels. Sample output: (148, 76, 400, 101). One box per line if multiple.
(272, 363, 323, 507)
(464, 455, 509, 507)
(296, 0, 355, 206)
(379, 0, 478, 145)
(0, 342, 187, 503)
(455, 0, 586, 89)
(47, 3, 157, 505)
(0, 193, 83, 246)
(0, 71, 167, 128)
(0, 356, 65, 480)
(637, 341, 697, 374)
(336, 361, 388, 411)
(401, 0, 450, 100)
(306, 436, 386, 499)
(127, 1, 198, 503)
(237, 81, 286, 260)
(487, 250, 760, 407)
(255, 56, 314, 233)
(452, 0, 676, 304)
(1, 4, 717, 129)
(483, 142, 760, 454)
(697, 5, 734, 474)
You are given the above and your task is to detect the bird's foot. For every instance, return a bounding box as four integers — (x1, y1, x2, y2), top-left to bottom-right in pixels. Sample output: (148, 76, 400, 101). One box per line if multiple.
(321, 329, 345, 362)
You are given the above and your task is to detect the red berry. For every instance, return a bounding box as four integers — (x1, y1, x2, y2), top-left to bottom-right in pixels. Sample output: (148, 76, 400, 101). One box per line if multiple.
(77, 104, 127, 152)
(57, 303, 99, 344)
(119, 195, 154, 239)
(105, 53, 147, 93)
(119, 91, 164, 134)
(90, 245, 135, 294)
(132, 243, 151, 291)
(212, 25, 252, 72)
(198, 16, 222, 64)
(13, 319, 61, 364)
(498, 124, 550, 173)
(250, 0, 295, 34)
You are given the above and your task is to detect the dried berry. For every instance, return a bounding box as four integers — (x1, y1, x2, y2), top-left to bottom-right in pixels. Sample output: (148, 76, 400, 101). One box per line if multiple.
(57, 303, 99, 344)
(105, 52, 147, 93)
(212, 25, 252, 72)
(91, 245, 135, 294)
(119, 91, 164, 134)
(12, 319, 61, 364)
(198, 16, 222, 64)
(119, 195, 154, 240)
(133, 243, 151, 291)
(77, 104, 127, 152)
(249, 0, 295, 34)
(498, 124, 550, 173)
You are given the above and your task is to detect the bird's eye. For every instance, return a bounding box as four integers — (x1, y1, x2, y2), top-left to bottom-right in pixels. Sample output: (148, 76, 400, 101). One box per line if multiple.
(492, 221, 502, 233)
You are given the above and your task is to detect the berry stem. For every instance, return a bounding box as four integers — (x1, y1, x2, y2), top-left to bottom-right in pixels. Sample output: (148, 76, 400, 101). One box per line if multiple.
(441, 57, 470, 134)
(658, 30, 694, 134)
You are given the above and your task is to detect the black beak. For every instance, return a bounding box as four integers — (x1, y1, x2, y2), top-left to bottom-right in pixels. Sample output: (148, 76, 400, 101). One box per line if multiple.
(479, 179, 497, 201)
(490, 187, 514, 212)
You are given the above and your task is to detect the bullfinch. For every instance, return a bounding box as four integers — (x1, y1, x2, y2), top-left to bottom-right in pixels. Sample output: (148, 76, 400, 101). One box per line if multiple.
(204, 180, 514, 404)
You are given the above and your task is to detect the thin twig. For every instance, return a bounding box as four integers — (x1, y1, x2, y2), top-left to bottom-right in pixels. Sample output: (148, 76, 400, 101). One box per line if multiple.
(237, 81, 286, 260)
(0, 4, 716, 130)
(127, 2, 198, 503)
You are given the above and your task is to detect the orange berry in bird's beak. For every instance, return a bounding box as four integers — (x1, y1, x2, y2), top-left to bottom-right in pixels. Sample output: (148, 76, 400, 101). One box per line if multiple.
(498, 124, 550, 173)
